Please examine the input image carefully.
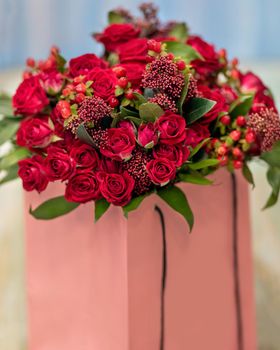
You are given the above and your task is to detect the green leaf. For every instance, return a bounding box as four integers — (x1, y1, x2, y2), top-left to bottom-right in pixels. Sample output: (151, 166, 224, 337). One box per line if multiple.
(184, 97, 216, 124)
(188, 158, 219, 170)
(179, 171, 213, 185)
(178, 74, 190, 115)
(133, 92, 147, 105)
(0, 147, 30, 170)
(30, 196, 80, 220)
(0, 119, 19, 146)
(229, 94, 254, 118)
(108, 10, 126, 24)
(263, 167, 280, 209)
(0, 164, 19, 185)
(139, 103, 164, 122)
(164, 41, 203, 63)
(168, 23, 189, 42)
(123, 193, 148, 217)
(120, 106, 139, 118)
(157, 186, 194, 232)
(76, 124, 97, 148)
(95, 198, 110, 222)
(189, 138, 210, 158)
(0, 94, 13, 115)
(242, 162, 255, 188)
(260, 141, 280, 167)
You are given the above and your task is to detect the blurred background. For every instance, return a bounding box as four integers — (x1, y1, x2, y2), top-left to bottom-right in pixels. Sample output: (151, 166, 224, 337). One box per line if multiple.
(0, 0, 280, 349)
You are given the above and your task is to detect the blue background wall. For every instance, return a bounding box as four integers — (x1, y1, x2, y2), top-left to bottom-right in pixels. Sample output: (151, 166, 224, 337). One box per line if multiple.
(1, 0, 280, 69)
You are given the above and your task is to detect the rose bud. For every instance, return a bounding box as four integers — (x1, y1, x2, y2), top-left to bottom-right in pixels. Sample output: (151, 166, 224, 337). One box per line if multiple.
(146, 158, 176, 186)
(156, 111, 186, 145)
(40, 71, 64, 95)
(138, 123, 158, 149)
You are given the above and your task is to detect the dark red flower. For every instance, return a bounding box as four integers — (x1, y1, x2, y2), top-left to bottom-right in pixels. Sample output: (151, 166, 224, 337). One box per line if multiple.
(12, 76, 49, 115)
(18, 155, 48, 192)
(70, 142, 100, 169)
(138, 122, 158, 148)
(116, 62, 146, 88)
(45, 146, 76, 181)
(117, 38, 148, 63)
(185, 123, 210, 148)
(98, 171, 135, 206)
(69, 54, 107, 77)
(86, 68, 117, 102)
(146, 157, 176, 185)
(156, 111, 186, 144)
(65, 170, 101, 203)
(153, 143, 189, 167)
(94, 24, 140, 52)
(16, 117, 53, 148)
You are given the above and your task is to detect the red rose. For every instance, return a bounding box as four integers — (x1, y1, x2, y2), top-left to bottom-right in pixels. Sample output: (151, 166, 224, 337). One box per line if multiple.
(240, 72, 266, 94)
(100, 127, 136, 161)
(219, 85, 238, 105)
(116, 62, 146, 88)
(17, 117, 53, 148)
(87, 68, 117, 102)
(18, 155, 48, 192)
(197, 86, 228, 124)
(40, 69, 64, 95)
(153, 143, 189, 167)
(65, 170, 101, 203)
(251, 91, 277, 113)
(100, 157, 121, 174)
(98, 171, 135, 206)
(45, 146, 76, 181)
(50, 107, 64, 137)
(138, 122, 158, 148)
(146, 158, 176, 185)
(70, 142, 100, 169)
(117, 38, 148, 63)
(187, 36, 222, 76)
(94, 24, 140, 52)
(156, 111, 186, 144)
(12, 76, 49, 115)
(69, 54, 107, 77)
(185, 123, 210, 148)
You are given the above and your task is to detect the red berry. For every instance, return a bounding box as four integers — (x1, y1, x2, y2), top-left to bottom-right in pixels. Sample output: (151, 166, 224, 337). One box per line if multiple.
(109, 97, 119, 108)
(147, 39, 161, 53)
(217, 145, 228, 156)
(211, 138, 220, 148)
(62, 87, 71, 96)
(134, 88, 142, 95)
(232, 58, 239, 67)
(230, 130, 241, 141)
(26, 57, 35, 68)
(51, 45, 59, 56)
(231, 69, 239, 80)
(75, 83, 86, 94)
(233, 160, 243, 169)
(220, 115, 231, 126)
(23, 71, 32, 80)
(218, 49, 227, 58)
(76, 93, 85, 103)
(73, 76, 85, 84)
(118, 77, 128, 89)
(176, 60, 186, 71)
(218, 155, 228, 166)
(236, 116, 246, 127)
(113, 66, 127, 78)
(57, 100, 71, 119)
(232, 147, 244, 160)
(245, 131, 256, 143)
(125, 89, 134, 100)
(167, 53, 175, 60)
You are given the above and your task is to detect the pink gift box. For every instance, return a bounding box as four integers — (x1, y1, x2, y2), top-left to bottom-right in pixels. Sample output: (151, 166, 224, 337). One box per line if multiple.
(24, 169, 256, 350)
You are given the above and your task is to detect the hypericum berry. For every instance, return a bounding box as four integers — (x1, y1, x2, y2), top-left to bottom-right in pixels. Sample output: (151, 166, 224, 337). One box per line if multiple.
(211, 138, 220, 148)
(147, 39, 161, 53)
(217, 145, 228, 156)
(75, 83, 86, 94)
(236, 116, 246, 127)
(233, 160, 243, 169)
(176, 60, 186, 71)
(75, 93, 86, 103)
(50, 45, 59, 56)
(113, 66, 127, 78)
(230, 130, 241, 141)
(23, 71, 32, 80)
(26, 57, 35, 68)
(167, 53, 175, 60)
(218, 155, 228, 166)
(231, 69, 239, 80)
(57, 100, 71, 119)
(232, 147, 244, 160)
(62, 87, 72, 97)
(220, 115, 231, 126)
(73, 76, 85, 84)
(232, 58, 239, 67)
(245, 130, 256, 144)
(109, 97, 119, 108)
(125, 89, 134, 100)
(118, 77, 128, 89)
(218, 48, 227, 58)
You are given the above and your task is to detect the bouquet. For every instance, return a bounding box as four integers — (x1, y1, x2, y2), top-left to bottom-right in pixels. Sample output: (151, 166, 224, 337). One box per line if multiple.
(0, 3, 279, 230)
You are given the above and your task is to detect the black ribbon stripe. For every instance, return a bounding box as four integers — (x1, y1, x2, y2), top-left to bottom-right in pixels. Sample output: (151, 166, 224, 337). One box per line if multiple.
(231, 173, 244, 350)
(155, 205, 167, 350)
(155, 173, 244, 350)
